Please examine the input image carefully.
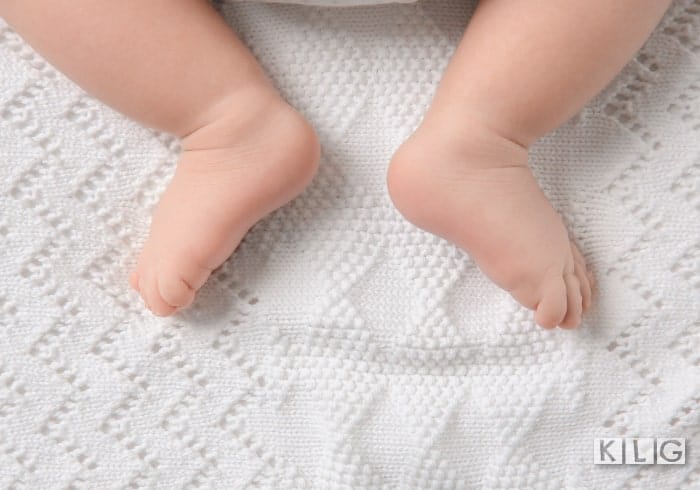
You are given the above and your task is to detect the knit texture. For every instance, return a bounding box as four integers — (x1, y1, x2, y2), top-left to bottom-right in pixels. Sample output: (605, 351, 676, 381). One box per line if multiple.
(239, 0, 415, 5)
(0, 0, 698, 487)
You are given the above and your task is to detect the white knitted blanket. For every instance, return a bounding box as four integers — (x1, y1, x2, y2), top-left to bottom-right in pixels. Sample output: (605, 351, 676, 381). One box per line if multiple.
(1, 0, 699, 488)
(246, 0, 416, 5)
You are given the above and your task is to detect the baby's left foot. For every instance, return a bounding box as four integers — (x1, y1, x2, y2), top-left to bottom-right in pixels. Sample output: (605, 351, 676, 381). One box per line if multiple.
(388, 118, 593, 329)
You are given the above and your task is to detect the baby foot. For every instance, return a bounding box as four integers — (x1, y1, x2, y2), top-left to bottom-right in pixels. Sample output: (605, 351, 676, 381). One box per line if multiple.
(130, 88, 320, 316)
(387, 119, 593, 329)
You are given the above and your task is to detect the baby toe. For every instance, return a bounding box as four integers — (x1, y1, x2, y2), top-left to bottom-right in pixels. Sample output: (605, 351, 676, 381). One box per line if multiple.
(573, 259, 592, 312)
(571, 243, 595, 299)
(587, 268, 596, 291)
(157, 268, 196, 310)
(559, 273, 583, 329)
(534, 273, 567, 329)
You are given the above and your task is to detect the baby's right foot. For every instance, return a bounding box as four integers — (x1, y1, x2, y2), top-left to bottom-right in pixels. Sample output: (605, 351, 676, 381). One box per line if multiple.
(130, 88, 320, 316)
(388, 117, 593, 329)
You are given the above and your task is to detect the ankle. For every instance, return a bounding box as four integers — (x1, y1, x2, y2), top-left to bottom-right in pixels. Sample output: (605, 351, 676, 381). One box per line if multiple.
(181, 84, 289, 150)
(389, 114, 528, 185)
(424, 109, 530, 164)
(387, 115, 530, 229)
(179, 85, 320, 199)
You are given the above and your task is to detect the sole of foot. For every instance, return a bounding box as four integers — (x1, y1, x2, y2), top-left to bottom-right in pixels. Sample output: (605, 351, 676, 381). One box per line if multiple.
(387, 119, 593, 329)
(130, 87, 320, 316)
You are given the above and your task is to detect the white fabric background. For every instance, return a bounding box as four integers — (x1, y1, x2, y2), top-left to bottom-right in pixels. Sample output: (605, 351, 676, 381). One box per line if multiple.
(0, 0, 698, 488)
(240, 0, 415, 5)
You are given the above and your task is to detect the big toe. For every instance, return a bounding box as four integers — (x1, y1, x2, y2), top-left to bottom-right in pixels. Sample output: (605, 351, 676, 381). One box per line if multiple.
(534, 273, 568, 329)
(559, 272, 583, 329)
(157, 267, 196, 310)
(138, 269, 178, 317)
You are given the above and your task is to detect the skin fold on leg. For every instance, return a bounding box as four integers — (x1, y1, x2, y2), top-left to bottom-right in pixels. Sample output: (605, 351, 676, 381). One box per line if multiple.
(388, 0, 672, 328)
(0, 0, 320, 315)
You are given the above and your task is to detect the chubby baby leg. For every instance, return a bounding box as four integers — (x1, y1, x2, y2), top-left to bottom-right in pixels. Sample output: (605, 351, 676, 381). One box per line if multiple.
(0, 0, 320, 315)
(389, 0, 672, 328)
